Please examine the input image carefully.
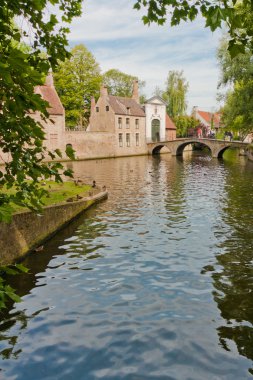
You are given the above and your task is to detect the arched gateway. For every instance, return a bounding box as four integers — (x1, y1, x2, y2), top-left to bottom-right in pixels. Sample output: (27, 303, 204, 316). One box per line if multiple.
(147, 138, 248, 158)
(151, 119, 160, 142)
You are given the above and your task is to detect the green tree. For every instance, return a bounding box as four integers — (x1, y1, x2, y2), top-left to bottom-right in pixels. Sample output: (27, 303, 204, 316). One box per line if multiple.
(174, 115, 198, 137)
(54, 44, 102, 129)
(163, 70, 189, 118)
(217, 38, 253, 86)
(0, 1, 82, 222)
(134, 0, 253, 57)
(217, 36, 253, 139)
(222, 83, 253, 140)
(153, 86, 164, 98)
(103, 69, 145, 98)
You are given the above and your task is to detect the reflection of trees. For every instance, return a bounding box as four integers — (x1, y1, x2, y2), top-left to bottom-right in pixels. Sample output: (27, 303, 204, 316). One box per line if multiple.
(0, 206, 108, 362)
(210, 159, 253, 370)
(0, 308, 47, 360)
(0, 156, 149, 363)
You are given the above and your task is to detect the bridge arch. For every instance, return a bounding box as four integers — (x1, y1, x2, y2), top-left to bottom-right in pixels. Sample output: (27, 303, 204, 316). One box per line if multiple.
(147, 138, 248, 158)
(175, 141, 211, 156)
(216, 145, 231, 158)
(152, 144, 172, 155)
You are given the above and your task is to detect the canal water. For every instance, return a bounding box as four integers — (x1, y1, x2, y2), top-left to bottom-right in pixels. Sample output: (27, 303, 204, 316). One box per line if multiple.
(1, 151, 253, 379)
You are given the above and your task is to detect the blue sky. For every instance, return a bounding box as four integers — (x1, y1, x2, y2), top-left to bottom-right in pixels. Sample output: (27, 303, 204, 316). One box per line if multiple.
(67, 0, 222, 113)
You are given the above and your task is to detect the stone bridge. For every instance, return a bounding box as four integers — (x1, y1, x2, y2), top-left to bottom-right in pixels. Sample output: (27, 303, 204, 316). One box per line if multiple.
(147, 138, 248, 158)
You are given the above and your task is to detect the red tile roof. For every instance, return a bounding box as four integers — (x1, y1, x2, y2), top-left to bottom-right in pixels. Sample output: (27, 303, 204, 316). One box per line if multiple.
(34, 85, 64, 115)
(166, 114, 176, 130)
(197, 110, 221, 127)
(108, 95, 145, 117)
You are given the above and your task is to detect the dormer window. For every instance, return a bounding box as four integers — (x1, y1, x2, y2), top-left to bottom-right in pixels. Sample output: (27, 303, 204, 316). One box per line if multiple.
(106, 105, 109, 111)
(96, 106, 99, 112)
(127, 107, 130, 115)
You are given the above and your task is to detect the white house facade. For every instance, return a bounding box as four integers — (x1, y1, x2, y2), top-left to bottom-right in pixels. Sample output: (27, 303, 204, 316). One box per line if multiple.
(144, 96, 167, 142)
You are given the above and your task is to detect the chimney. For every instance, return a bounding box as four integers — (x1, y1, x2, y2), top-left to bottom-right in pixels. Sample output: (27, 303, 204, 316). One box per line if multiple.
(45, 69, 54, 87)
(192, 106, 198, 118)
(100, 85, 108, 98)
(132, 80, 139, 103)
(90, 96, 96, 115)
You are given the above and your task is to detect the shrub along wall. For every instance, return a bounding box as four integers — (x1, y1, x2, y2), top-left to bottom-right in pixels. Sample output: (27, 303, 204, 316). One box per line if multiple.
(0, 191, 107, 265)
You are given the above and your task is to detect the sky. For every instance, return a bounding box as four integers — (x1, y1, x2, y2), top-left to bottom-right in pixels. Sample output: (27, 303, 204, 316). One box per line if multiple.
(67, 0, 223, 113)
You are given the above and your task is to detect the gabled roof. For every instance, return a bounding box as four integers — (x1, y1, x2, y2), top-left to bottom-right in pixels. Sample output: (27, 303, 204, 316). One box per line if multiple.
(197, 110, 221, 127)
(145, 96, 167, 105)
(108, 95, 145, 117)
(166, 114, 176, 130)
(34, 85, 64, 115)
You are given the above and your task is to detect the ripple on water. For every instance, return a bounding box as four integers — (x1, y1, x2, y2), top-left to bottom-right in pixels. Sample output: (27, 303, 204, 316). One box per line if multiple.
(1, 154, 253, 379)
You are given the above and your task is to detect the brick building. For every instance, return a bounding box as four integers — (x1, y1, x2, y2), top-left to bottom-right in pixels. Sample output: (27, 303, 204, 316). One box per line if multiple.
(0, 77, 177, 164)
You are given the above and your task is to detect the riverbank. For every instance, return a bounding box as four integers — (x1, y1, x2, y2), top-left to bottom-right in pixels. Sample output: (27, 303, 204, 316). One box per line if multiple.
(0, 188, 108, 265)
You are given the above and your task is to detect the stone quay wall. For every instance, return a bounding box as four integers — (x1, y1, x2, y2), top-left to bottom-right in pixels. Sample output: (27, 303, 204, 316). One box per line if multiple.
(0, 190, 108, 265)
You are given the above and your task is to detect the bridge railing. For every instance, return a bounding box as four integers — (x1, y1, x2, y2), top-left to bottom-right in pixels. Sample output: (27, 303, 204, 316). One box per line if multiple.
(145, 138, 168, 143)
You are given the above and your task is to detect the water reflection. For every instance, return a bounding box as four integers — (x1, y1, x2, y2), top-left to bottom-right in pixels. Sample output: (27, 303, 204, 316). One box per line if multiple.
(211, 158, 253, 375)
(0, 152, 253, 379)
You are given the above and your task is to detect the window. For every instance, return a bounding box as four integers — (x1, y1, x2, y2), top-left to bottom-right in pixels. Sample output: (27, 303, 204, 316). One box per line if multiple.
(135, 119, 139, 129)
(119, 133, 123, 147)
(126, 118, 130, 128)
(96, 106, 99, 112)
(127, 107, 130, 115)
(118, 117, 122, 129)
(106, 105, 109, 111)
(155, 105, 158, 114)
(136, 133, 139, 146)
(126, 133, 130, 147)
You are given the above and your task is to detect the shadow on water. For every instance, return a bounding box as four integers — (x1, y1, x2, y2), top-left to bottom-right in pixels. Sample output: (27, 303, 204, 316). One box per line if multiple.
(201, 152, 253, 376)
(0, 202, 108, 362)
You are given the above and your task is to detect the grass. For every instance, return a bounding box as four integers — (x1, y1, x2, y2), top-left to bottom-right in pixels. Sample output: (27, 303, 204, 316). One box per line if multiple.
(38, 181, 91, 206)
(2, 181, 92, 213)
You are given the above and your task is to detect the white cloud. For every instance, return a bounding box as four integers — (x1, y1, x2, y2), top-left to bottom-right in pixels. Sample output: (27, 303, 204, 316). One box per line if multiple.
(67, 0, 222, 112)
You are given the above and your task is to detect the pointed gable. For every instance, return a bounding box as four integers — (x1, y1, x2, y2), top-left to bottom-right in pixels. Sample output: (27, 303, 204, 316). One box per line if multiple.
(145, 96, 167, 105)
(34, 85, 64, 115)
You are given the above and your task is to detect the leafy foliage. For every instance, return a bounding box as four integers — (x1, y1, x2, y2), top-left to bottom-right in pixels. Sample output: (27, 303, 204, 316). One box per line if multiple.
(0, 264, 29, 310)
(163, 70, 189, 118)
(174, 115, 198, 137)
(134, 0, 253, 56)
(222, 83, 253, 140)
(54, 44, 103, 129)
(217, 38, 253, 86)
(0, 0, 82, 222)
(103, 69, 145, 98)
(217, 35, 253, 139)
